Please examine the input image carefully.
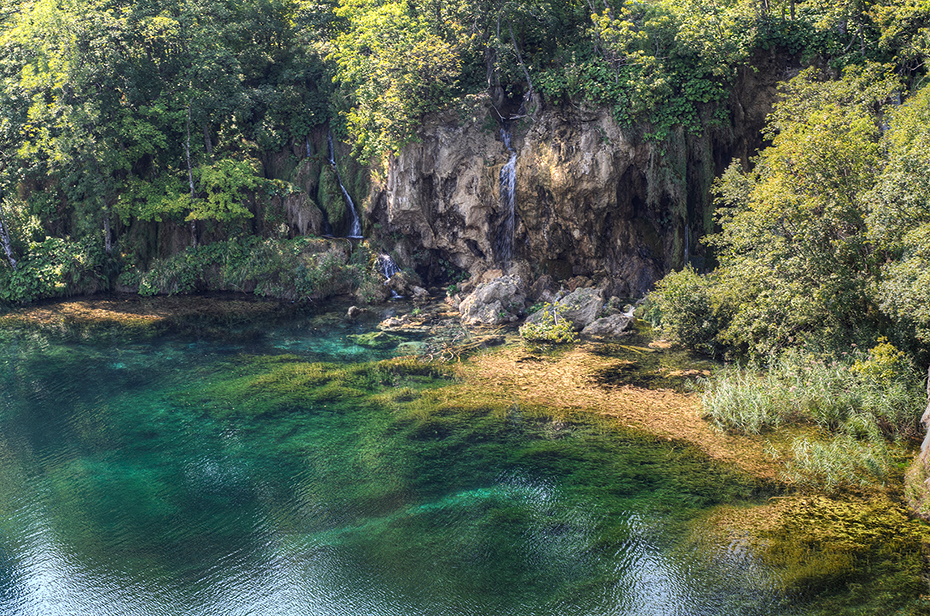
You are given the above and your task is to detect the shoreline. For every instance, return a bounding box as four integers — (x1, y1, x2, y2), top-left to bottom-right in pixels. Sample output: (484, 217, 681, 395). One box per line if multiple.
(0, 291, 913, 486)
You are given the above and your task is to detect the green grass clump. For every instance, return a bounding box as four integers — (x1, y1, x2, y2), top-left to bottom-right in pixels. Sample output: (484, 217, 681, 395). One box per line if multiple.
(700, 341, 925, 492)
(782, 433, 891, 493)
(701, 343, 924, 440)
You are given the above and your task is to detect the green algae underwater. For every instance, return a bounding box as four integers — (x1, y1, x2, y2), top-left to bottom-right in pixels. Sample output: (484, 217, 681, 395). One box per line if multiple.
(0, 300, 928, 616)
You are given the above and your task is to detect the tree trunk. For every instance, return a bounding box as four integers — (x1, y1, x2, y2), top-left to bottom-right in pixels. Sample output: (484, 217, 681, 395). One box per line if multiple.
(103, 210, 112, 256)
(203, 124, 213, 156)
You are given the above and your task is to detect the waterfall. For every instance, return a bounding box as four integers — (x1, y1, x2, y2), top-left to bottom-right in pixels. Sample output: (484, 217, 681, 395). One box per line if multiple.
(378, 253, 401, 280)
(684, 224, 690, 264)
(327, 131, 363, 239)
(494, 127, 517, 265)
(377, 253, 402, 298)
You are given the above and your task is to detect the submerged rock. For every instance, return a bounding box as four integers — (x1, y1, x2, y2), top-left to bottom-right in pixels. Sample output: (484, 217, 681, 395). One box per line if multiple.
(346, 305, 367, 320)
(396, 340, 428, 355)
(348, 331, 405, 349)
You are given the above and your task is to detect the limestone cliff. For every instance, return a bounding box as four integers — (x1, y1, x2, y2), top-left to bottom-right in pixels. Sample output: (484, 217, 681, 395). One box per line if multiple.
(366, 53, 791, 295)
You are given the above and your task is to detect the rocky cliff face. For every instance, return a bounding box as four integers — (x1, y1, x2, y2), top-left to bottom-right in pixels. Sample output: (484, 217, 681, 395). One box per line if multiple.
(366, 54, 790, 296)
(365, 104, 715, 296)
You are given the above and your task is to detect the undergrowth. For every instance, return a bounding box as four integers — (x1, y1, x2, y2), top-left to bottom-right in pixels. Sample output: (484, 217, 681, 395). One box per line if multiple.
(700, 340, 925, 493)
(119, 236, 381, 302)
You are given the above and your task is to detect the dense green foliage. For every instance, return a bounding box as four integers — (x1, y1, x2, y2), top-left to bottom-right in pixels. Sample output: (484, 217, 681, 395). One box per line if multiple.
(647, 62, 930, 495)
(0, 0, 928, 303)
(650, 64, 930, 362)
(117, 235, 384, 302)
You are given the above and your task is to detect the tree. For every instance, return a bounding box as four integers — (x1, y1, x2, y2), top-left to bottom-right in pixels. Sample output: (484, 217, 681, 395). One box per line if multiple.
(700, 65, 897, 355)
(331, 0, 468, 161)
(869, 83, 930, 346)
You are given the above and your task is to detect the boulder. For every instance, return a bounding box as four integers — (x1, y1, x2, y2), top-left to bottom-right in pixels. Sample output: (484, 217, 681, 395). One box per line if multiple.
(528, 274, 559, 303)
(387, 271, 422, 297)
(599, 295, 626, 318)
(459, 275, 526, 325)
(557, 287, 604, 330)
(411, 286, 430, 304)
(581, 314, 634, 338)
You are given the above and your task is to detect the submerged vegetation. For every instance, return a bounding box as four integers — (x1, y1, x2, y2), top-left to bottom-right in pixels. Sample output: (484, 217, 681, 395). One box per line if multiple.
(2, 298, 930, 612)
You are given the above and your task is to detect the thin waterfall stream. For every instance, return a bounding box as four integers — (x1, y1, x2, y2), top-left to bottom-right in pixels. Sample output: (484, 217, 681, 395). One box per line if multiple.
(327, 131, 363, 239)
(494, 126, 517, 265)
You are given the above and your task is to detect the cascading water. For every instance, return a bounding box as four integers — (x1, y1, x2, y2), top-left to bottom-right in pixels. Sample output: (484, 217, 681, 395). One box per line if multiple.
(494, 127, 517, 265)
(377, 253, 402, 298)
(327, 131, 363, 239)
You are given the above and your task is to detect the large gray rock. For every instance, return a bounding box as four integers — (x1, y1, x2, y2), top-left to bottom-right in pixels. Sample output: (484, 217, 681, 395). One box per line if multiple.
(581, 313, 634, 338)
(386, 270, 422, 297)
(557, 287, 604, 331)
(459, 275, 526, 325)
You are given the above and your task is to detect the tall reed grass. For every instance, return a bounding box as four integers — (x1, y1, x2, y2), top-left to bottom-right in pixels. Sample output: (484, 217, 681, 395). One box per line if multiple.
(701, 345, 924, 440)
(700, 342, 925, 492)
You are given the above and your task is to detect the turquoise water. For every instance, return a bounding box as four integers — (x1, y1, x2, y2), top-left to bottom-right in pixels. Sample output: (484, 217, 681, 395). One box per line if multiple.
(0, 310, 919, 615)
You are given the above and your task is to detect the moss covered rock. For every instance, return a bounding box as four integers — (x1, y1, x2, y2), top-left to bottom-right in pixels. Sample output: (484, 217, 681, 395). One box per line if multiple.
(348, 331, 405, 349)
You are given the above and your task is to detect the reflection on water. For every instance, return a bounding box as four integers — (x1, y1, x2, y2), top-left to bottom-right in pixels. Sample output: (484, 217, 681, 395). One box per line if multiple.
(0, 313, 900, 616)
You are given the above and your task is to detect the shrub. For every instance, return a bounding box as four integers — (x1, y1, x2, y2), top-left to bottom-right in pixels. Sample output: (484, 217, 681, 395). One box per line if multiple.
(519, 303, 577, 344)
(119, 236, 379, 302)
(647, 265, 724, 356)
(0, 237, 110, 303)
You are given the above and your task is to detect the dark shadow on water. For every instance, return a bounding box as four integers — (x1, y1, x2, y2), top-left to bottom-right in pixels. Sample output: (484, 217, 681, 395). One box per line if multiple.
(587, 331, 718, 393)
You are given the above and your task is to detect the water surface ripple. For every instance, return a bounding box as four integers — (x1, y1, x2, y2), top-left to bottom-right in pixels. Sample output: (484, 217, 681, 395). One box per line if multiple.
(0, 321, 810, 616)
